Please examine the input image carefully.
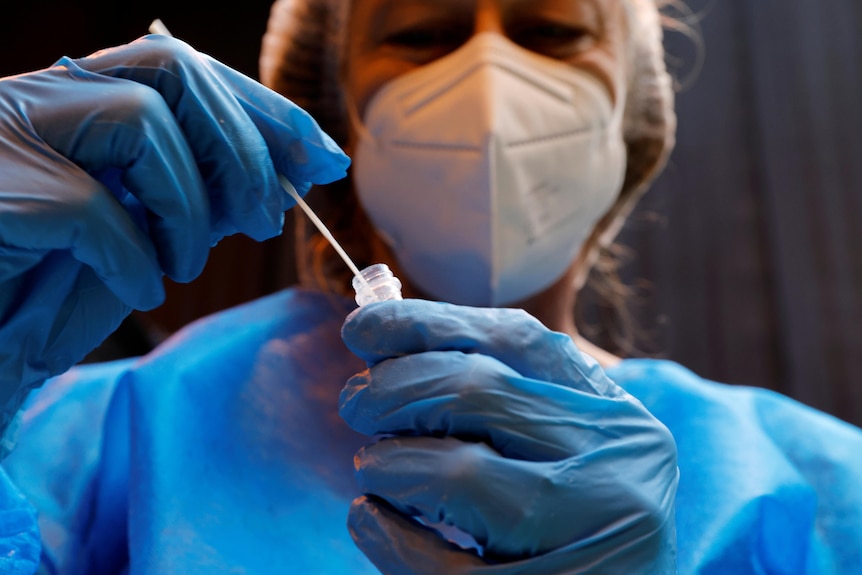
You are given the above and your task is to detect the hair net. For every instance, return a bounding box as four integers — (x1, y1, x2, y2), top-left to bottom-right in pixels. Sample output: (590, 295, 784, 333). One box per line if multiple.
(259, 0, 676, 292)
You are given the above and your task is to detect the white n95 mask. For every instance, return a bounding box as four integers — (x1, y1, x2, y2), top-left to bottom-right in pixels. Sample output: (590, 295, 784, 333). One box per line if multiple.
(352, 33, 627, 307)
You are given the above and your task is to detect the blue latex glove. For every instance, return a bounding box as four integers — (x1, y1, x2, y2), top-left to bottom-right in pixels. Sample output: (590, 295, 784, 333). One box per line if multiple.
(0, 35, 350, 436)
(340, 300, 679, 574)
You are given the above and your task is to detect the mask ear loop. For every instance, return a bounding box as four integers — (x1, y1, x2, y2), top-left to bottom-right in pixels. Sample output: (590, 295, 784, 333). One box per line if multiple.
(344, 90, 378, 150)
(606, 56, 629, 137)
(578, 46, 632, 281)
(593, 3, 632, 247)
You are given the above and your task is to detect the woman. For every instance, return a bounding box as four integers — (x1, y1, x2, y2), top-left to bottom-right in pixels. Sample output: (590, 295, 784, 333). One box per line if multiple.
(0, 1, 860, 574)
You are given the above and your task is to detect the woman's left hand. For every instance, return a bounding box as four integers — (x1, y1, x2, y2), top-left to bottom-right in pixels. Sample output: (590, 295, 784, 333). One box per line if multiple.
(339, 299, 679, 574)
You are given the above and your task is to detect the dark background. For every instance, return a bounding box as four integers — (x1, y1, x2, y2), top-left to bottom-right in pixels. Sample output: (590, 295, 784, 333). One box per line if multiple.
(4, 1, 862, 426)
(0, 2, 271, 76)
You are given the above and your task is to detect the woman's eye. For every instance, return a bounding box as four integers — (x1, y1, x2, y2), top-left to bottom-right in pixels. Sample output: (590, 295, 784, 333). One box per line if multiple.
(510, 22, 594, 57)
(383, 27, 468, 51)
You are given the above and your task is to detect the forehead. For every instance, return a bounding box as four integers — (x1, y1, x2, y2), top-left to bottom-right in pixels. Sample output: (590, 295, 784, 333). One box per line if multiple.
(351, 0, 615, 19)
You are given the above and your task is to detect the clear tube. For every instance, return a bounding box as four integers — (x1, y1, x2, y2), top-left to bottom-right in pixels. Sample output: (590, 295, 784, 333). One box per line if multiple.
(353, 263, 403, 307)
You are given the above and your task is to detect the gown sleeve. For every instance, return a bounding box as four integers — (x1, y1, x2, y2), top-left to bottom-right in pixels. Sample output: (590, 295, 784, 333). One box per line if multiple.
(607, 359, 862, 575)
(2, 358, 135, 574)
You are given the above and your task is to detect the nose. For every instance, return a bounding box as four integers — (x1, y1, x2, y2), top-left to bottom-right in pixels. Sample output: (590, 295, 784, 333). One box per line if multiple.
(474, 0, 505, 36)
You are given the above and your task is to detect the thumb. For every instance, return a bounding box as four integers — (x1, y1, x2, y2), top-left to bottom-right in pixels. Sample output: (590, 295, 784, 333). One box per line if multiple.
(348, 496, 486, 575)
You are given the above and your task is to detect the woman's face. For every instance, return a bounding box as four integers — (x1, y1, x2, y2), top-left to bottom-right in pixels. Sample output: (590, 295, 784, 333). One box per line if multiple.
(340, 0, 632, 328)
(343, 0, 629, 129)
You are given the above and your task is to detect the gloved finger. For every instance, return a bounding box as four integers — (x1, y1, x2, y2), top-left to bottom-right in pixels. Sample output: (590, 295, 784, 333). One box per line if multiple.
(66, 38, 280, 243)
(342, 299, 617, 397)
(340, 351, 632, 461)
(27, 62, 209, 283)
(0, 152, 165, 310)
(71, 35, 350, 241)
(349, 496, 677, 575)
(348, 496, 488, 575)
(353, 436, 662, 560)
(203, 55, 351, 187)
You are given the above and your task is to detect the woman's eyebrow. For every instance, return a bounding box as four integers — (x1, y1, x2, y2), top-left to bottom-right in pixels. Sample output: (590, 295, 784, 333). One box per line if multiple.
(371, 0, 471, 9)
(369, 0, 474, 31)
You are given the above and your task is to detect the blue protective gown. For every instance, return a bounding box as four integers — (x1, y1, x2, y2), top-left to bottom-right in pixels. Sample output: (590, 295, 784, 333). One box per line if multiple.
(3, 288, 862, 574)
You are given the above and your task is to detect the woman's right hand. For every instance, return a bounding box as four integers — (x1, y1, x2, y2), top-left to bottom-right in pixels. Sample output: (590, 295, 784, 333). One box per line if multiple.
(0, 34, 350, 432)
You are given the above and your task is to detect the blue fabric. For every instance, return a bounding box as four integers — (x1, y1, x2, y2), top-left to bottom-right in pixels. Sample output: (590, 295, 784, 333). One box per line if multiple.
(2, 288, 862, 573)
(5, 289, 374, 575)
(606, 360, 862, 574)
(4, 359, 131, 573)
(0, 467, 40, 575)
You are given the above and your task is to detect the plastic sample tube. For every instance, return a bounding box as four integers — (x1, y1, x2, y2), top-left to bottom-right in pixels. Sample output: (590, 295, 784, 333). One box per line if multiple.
(352, 263, 403, 307)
